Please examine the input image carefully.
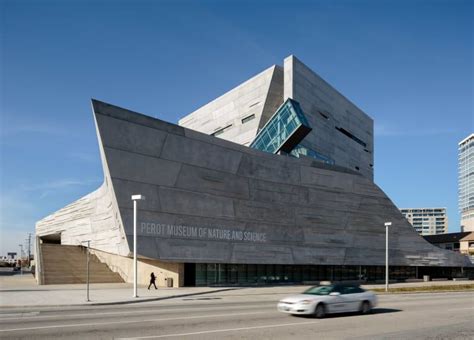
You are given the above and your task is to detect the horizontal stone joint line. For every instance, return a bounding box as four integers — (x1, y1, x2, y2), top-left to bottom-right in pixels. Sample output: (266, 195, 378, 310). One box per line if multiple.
(96, 112, 182, 138)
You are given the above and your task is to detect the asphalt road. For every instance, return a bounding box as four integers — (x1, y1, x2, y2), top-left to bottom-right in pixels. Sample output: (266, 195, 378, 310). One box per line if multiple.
(0, 291, 472, 339)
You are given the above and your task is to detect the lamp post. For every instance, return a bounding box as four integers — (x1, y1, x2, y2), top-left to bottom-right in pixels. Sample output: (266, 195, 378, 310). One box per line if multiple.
(384, 222, 392, 292)
(81, 240, 91, 302)
(27, 233, 32, 267)
(131, 194, 146, 298)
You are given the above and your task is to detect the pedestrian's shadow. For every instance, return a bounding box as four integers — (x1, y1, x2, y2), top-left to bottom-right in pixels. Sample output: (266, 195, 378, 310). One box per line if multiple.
(92, 288, 242, 306)
(370, 308, 402, 315)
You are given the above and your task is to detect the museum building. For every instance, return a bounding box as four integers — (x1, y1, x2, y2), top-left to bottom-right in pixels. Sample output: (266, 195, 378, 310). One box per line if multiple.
(35, 56, 473, 286)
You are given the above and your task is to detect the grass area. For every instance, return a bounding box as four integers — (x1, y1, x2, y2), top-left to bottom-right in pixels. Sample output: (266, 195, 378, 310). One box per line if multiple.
(372, 284, 474, 293)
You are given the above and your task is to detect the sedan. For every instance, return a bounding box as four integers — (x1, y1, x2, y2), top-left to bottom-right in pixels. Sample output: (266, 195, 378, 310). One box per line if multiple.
(277, 283, 377, 318)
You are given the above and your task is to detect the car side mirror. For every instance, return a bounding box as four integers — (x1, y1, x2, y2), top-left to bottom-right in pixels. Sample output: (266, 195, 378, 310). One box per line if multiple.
(329, 292, 341, 296)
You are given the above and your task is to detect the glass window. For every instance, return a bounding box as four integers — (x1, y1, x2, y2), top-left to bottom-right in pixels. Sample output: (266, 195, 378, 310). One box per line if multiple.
(250, 99, 311, 154)
(212, 124, 232, 137)
(340, 285, 364, 294)
(335, 127, 367, 147)
(242, 114, 255, 124)
(290, 144, 335, 165)
(304, 285, 335, 295)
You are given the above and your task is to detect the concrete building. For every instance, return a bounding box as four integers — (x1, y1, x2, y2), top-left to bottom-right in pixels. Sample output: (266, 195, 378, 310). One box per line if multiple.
(35, 56, 473, 286)
(459, 133, 474, 232)
(400, 208, 448, 236)
(180, 56, 373, 180)
(424, 232, 474, 257)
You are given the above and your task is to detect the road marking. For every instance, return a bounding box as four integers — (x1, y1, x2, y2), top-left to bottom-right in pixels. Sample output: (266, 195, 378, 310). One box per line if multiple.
(447, 307, 474, 311)
(0, 312, 40, 318)
(0, 311, 269, 333)
(0, 303, 274, 321)
(116, 320, 322, 339)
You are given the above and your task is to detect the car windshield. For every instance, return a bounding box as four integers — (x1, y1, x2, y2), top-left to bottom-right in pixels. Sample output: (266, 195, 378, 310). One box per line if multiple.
(303, 285, 335, 296)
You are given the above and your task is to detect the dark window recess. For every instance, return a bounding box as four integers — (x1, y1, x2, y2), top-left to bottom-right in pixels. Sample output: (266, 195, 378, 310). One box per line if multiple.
(318, 111, 329, 120)
(355, 166, 360, 171)
(335, 127, 367, 147)
(212, 124, 232, 137)
(364, 148, 370, 153)
(369, 164, 373, 168)
(241, 114, 255, 124)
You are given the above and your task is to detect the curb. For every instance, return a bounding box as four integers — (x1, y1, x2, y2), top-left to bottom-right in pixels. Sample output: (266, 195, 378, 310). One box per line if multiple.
(373, 288, 474, 295)
(0, 287, 241, 309)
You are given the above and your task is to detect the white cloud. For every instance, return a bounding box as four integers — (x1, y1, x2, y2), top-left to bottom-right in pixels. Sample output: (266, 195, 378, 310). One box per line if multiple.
(0, 122, 70, 137)
(10, 178, 100, 200)
(0, 229, 34, 257)
(0, 177, 101, 255)
(20, 178, 101, 193)
(0, 193, 37, 256)
(375, 122, 459, 137)
(67, 152, 99, 163)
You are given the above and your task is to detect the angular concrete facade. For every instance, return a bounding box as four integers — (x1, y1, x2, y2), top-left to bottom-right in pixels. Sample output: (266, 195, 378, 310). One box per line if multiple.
(90, 101, 472, 267)
(178, 65, 283, 147)
(36, 56, 473, 286)
(180, 56, 373, 179)
(284, 56, 373, 179)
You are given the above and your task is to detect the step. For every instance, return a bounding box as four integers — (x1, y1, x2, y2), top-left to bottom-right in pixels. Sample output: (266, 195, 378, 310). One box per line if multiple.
(40, 245, 124, 285)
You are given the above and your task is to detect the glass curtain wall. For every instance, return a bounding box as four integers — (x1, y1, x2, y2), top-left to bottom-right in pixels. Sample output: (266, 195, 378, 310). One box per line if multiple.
(290, 144, 335, 165)
(194, 263, 472, 286)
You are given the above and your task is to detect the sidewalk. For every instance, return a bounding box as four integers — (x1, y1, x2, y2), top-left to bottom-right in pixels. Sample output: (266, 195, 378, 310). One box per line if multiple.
(1, 273, 473, 308)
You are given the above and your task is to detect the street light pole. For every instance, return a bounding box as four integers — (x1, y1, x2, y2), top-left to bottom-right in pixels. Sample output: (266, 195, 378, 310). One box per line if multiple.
(87, 241, 90, 302)
(81, 240, 91, 302)
(384, 222, 392, 292)
(131, 194, 145, 298)
(27, 233, 32, 267)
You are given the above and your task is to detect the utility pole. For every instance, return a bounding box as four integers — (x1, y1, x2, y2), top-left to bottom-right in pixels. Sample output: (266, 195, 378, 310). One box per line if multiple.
(26, 233, 32, 267)
(18, 244, 23, 260)
(18, 244, 24, 275)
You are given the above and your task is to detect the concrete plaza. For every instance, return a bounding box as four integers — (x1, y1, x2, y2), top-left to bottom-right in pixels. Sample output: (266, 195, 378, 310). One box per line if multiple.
(1, 273, 473, 308)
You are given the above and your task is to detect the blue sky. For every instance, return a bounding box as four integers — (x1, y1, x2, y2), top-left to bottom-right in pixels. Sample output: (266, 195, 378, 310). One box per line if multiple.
(1, 0, 473, 256)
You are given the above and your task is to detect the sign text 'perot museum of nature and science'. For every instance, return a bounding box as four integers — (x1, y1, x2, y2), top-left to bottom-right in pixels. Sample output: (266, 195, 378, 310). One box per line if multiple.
(140, 222, 267, 243)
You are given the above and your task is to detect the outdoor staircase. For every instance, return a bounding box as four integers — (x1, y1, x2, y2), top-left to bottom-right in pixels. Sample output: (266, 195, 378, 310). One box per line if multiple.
(40, 244, 124, 284)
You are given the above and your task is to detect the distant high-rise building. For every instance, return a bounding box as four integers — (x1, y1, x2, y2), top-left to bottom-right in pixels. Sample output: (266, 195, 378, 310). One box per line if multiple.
(400, 208, 448, 235)
(459, 133, 474, 232)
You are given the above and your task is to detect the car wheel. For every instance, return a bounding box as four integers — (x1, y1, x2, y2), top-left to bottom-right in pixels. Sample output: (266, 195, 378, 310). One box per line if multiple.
(314, 303, 326, 318)
(360, 301, 371, 314)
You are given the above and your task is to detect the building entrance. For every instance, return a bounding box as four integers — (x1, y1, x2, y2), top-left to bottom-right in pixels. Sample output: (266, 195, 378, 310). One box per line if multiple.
(184, 263, 196, 286)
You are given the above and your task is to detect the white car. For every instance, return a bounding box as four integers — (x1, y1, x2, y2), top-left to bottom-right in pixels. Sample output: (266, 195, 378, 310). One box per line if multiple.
(277, 283, 377, 318)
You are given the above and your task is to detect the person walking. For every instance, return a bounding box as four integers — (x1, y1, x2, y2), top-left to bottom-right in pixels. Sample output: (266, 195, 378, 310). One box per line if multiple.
(148, 272, 158, 290)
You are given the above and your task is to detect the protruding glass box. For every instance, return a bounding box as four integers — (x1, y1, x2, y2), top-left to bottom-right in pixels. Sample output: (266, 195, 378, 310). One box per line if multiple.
(250, 99, 312, 154)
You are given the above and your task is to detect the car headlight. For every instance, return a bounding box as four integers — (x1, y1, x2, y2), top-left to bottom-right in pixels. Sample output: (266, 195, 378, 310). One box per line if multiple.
(299, 300, 313, 305)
